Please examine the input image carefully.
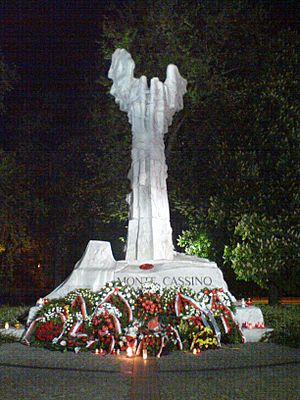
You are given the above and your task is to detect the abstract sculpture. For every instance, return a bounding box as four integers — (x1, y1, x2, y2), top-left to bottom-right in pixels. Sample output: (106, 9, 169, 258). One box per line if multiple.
(109, 49, 187, 261)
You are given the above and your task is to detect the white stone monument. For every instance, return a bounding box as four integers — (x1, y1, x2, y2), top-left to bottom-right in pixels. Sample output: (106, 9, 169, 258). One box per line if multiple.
(25, 49, 269, 342)
(109, 48, 186, 261)
(46, 49, 230, 299)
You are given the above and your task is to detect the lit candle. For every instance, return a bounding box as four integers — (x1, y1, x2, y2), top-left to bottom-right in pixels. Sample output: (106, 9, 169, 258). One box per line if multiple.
(95, 349, 99, 355)
(126, 347, 133, 357)
(193, 348, 197, 355)
(116, 349, 120, 355)
(5, 322, 9, 330)
(143, 348, 148, 360)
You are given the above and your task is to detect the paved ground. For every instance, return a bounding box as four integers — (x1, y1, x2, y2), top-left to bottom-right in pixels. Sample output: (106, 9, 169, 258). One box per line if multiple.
(0, 342, 299, 400)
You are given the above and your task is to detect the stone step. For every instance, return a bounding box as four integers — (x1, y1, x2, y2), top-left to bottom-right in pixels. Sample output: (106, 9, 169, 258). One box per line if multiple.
(0, 327, 25, 340)
(242, 327, 273, 343)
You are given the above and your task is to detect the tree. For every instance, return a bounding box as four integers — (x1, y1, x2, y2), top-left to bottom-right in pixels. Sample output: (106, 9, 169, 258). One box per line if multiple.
(92, 0, 299, 301)
(0, 87, 56, 288)
(0, 51, 15, 113)
(0, 149, 35, 284)
(219, 30, 300, 302)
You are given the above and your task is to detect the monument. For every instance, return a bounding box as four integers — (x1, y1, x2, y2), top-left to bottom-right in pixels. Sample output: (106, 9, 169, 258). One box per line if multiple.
(109, 48, 186, 261)
(21, 49, 270, 344)
(47, 49, 231, 299)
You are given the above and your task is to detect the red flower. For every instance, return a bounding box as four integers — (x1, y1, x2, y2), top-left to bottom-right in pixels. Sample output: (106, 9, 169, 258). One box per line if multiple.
(139, 263, 154, 270)
(35, 320, 63, 342)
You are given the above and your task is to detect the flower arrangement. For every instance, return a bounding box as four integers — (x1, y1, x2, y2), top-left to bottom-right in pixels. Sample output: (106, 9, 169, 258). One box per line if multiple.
(34, 319, 63, 343)
(190, 327, 218, 351)
(134, 291, 163, 322)
(97, 281, 136, 326)
(23, 283, 243, 357)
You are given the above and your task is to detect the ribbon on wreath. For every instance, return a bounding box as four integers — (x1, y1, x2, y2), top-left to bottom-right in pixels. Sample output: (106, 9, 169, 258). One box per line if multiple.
(175, 292, 222, 345)
(22, 311, 67, 346)
(168, 325, 183, 350)
(111, 313, 122, 335)
(209, 290, 230, 333)
(108, 335, 115, 353)
(207, 310, 221, 345)
(126, 335, 137, 351)
(224, 307, 246, 343)
(136, 338, 143, 355)
(156, 335, 166, 358)
(209, 290, 246, 343)
(21, 316, 44, 345)
(220, 315, 230, 334)
(97, 287, 133, 322)
(71, 295, 88, 320)
(94, 308, 123, 354)
(86, 340, 97, 349)
(175, 292, 209, 326)
(175, 292, 207, 317)
(69, 319, 88, 339)
(98, 330, 116, 354)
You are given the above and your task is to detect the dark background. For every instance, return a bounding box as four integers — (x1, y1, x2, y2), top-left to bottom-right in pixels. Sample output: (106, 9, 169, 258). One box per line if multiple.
(0, 0, 299, 304)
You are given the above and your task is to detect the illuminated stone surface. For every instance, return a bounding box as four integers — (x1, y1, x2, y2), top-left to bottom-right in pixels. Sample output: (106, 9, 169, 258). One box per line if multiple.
(44, 51, 233, 304)
(46, 241, 231, 299)
(47, 241, 115, 299)
(109, 48, 187, 261)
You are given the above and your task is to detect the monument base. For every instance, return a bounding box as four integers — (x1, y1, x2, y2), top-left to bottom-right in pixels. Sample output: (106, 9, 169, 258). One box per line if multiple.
(115, 253, 232, 296)
(47, 240, 233, 299)
(26, 241, 269, 343)
(47, 240, 116, 299)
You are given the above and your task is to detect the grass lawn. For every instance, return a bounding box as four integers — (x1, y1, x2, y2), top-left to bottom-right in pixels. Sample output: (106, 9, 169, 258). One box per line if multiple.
(260, 304, 300, 348)
(0, 305, 29, 345)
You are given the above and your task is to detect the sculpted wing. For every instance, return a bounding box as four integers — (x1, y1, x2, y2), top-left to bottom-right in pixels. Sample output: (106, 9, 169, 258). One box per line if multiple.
(108, 49, 137, 113)
(164, 64, 187, 126)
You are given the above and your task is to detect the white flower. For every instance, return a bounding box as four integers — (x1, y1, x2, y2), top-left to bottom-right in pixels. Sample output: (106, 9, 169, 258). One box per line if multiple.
(74, 347, 81, 354)
(60, 340, 67, 346)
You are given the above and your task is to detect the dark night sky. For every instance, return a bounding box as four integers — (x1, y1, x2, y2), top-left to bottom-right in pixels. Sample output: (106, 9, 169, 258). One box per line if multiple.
(1, 0, 298, 88)
(0, 0, 299, 148)
(0, 0, 111, 149)
(1, 1, 104, 89)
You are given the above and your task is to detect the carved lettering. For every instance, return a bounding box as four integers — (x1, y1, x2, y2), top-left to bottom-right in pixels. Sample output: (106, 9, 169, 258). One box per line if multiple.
(117, 275, 214, 288)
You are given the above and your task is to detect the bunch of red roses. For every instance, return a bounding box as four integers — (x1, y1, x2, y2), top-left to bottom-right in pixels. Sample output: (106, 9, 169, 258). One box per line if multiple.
(134, 292, 163, 322)
(35, 320, 63, 342)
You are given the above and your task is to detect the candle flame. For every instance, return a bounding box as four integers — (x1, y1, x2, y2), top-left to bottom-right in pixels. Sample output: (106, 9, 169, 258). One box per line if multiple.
(127, 347, 133, 357)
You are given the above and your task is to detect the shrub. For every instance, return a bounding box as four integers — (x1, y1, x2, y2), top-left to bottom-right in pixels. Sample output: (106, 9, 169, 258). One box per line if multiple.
(260, 305, 300, 348)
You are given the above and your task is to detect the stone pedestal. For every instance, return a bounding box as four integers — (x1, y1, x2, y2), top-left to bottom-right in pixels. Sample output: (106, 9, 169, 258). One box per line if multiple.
(46, 241, 232, 298)
(47, 241, 116, 299)
(115, 253, 231, 294)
